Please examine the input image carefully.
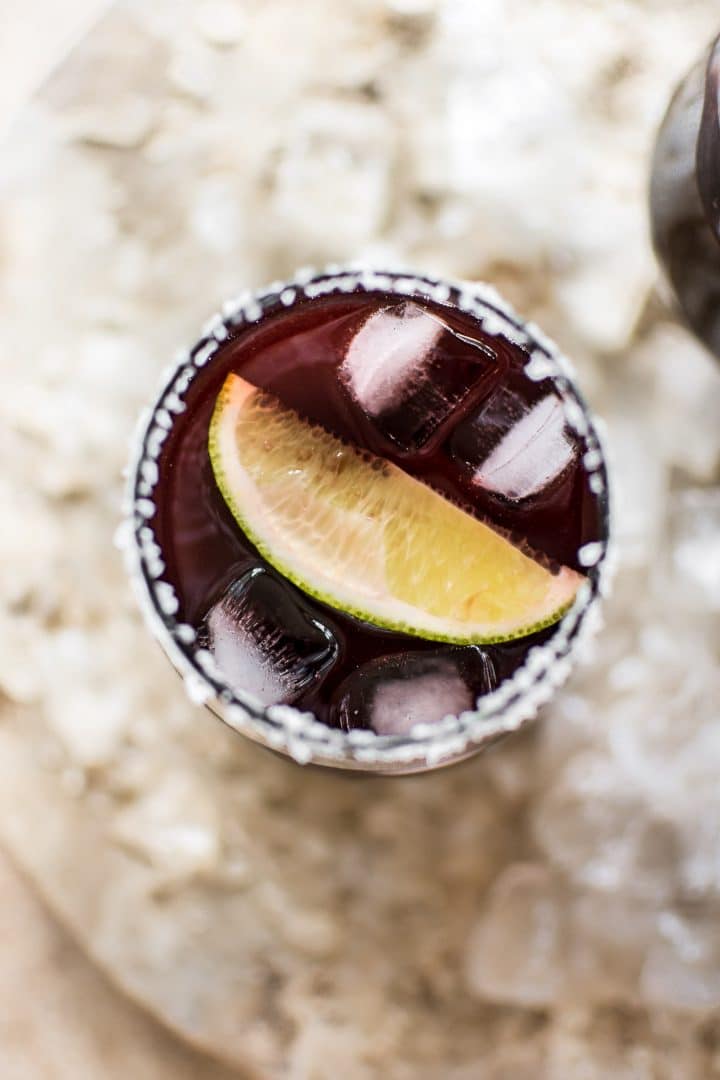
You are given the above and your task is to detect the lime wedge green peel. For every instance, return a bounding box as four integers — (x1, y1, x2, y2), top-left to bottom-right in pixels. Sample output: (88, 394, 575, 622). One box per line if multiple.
(209, 375, 584, 644)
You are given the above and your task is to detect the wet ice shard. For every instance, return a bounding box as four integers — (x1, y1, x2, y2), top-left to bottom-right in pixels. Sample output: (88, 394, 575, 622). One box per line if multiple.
(449, 386, 578, 501)
(331, 647, 496, 735)
(203, 567, 339, 705)
(340, 301, 501, 452)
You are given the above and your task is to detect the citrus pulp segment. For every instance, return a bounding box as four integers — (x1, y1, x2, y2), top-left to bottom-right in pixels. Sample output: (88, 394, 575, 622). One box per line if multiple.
(209, 374, 584, 644)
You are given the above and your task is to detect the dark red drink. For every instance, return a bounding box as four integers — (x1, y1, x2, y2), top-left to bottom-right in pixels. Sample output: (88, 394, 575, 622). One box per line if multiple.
(128, 270, 609, 769)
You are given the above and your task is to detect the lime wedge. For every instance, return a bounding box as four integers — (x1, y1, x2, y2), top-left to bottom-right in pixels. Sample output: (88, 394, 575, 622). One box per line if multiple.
(209, 375, 584, 644)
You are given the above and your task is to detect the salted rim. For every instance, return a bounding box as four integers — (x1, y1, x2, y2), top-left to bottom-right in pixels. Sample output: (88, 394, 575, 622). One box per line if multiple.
(119, 264, 613, 772)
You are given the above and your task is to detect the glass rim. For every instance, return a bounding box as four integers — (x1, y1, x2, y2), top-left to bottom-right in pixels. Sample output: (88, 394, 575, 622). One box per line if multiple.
(121, 263, 613, 773)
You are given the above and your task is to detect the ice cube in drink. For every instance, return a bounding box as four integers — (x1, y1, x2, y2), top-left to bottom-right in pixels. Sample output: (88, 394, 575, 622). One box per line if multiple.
(203, 567, 339, 706)
(340, 300, 502, 452)
(332, 648, 496, 735)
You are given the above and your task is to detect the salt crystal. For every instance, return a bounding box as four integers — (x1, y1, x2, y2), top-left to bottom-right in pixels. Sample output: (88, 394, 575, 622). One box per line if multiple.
(525, 350, 558, 381)
(578, 541, 604, 568)
(184, 673, 213, 705)
(287, 737, 313, 765)
(154, 581, 179, 614)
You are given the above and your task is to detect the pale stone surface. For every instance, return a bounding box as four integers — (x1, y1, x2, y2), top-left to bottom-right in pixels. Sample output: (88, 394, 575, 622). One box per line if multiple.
(0, 846, 243, 1080)
(465, 863, 565, 1007)
(1, 0, 720, 1076)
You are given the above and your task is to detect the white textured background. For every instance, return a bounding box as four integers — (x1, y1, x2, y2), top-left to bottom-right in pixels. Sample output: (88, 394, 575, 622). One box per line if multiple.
(2, 2, 720, 1078)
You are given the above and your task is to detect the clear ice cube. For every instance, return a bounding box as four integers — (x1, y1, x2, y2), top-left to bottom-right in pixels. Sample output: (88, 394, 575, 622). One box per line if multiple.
(203, 567, 339, 706)
(340, 301, 501, 452)
(449, 386, 578, 501)
(331, 647, 496, 735)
